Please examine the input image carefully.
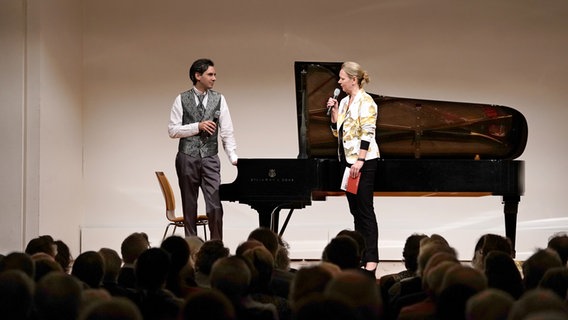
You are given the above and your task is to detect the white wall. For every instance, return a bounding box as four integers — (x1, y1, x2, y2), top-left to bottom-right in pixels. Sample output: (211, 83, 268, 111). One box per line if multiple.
(0, 0, 26, 251)
(0, 0, 83, 255)
(2, 0, 567, 261)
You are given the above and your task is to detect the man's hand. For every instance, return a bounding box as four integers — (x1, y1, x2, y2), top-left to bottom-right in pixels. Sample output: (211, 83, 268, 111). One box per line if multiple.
(199, 121, 217, 135)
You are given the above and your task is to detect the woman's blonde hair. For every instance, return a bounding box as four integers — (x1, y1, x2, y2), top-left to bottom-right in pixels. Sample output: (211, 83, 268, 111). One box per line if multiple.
(342, 61, 370, 87)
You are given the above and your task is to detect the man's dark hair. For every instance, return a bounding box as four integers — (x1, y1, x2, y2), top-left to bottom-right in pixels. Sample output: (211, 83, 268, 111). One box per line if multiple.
(189, 58, 214, 85)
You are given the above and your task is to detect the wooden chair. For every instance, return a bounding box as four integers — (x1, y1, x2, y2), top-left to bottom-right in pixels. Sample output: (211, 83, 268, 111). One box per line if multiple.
(155, 171, 208, 241)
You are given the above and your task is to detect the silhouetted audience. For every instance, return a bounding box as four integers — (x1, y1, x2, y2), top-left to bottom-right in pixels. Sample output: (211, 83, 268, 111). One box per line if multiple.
(324, 269, 383, 319)
(210, 255, 277, 320)
(25, 235, 57, 258)
(33, 253, 64, 282)
(55, 239, 73, 273)
(72, 250, 104, 289)
(34, 271, 83, 320)
(322, 235, 361, 271)
(288, 263, 337, 311)
(293, 293, 361, 320)
(483, 250, 524, 299)
(522, 248, 563, 291)
(387, 234, 457, 317)
(465, 288, 515, 320)
(132, 247, 182, 320)
(0, 251, 35, 278)
(118, 232, 150, 289)
(185, 235, 205, 267)
(547, 232, 568, 266)
(194, 239, 230, 288)
(336, 229, 367, 267)
(79, 296, 142, 320)
(0, 269, 35, 320)
(98, 247, 132, 297)
(538, 266, 568, 299)
(508, 288, 568, 320)
(243, 245, 292, 320)
(160, 235, 192, 297)
(379, 232, 427, 317)
(248, 227, 295, 299)
(180, 289, 236, 320)
(5, 229, 568, 320)
(471, 233, 513, 270)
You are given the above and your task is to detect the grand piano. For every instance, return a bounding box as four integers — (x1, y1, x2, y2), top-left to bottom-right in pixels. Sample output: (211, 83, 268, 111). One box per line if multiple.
(220, 61, 527, 250)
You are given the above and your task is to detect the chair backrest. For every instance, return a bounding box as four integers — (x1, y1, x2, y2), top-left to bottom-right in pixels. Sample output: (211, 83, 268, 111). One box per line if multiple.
(155, 171, 177, 221)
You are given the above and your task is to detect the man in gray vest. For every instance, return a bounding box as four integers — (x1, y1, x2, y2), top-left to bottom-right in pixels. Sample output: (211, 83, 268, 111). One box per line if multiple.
(168, 58, 238, 240)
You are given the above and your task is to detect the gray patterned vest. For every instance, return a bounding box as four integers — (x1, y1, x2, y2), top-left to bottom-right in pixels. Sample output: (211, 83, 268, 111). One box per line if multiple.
(178, 89, 221, 158)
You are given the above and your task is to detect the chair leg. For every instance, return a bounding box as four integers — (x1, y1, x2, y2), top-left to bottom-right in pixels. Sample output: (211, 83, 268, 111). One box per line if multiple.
(202, 224, 208, 240)
(163, 223, 178, 241)
(162, 224, 171, 241)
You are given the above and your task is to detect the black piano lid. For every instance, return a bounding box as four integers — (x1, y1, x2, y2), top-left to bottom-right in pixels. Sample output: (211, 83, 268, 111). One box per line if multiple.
(295, 61, 528, 160)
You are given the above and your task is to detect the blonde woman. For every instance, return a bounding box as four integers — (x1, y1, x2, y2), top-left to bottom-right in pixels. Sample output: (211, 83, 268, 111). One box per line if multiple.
(328, 61, 380, 274)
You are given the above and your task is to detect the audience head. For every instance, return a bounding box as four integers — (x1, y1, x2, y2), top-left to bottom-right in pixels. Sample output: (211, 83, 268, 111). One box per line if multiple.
(25, 235, 57, 257)
(0, 251, 35, 278)
(54, 240, 73, 273)
(235, 239, 264, 256)
(275, 238, 292, 271)
(0, 269, 35, 319)
(80, 288, 112, 316)
(508, 288, 568, 320)
(324, 269, 383, 319)
(437, 265, 488, 320)
(483, 250, 524, 299)
(401, 233, 428, 273)
(465, 288, 514, 320)
(134, 247, 170, 291)
(471, 233, 513, 270)
(210, 256, 252, 300)
(34, 254, 64, 281)
(289, 264, 335, 310)
(194, 239, 230, 275)
(34, 271, 83, 320)
(180, 289, 236, 320)
(538, 266, 568, 299)
(185, 235, 205, 266)
(417, 237, 457, 276)
(337, 229, 366, 263)
(321, 235, 361, 270)
(293, 293, 360, 320)
(440, 264, 487, 293)
(423, 259, 460, 298)
(98, 247, 122, 283)
(547, 232, 568, 266)
(247, 227, 279, 258)
(79, 296, 142, 320)
(242, 245, 274, 292)
(120, 232, 149, 264)
(72, 250, 105, 288)
(160, 235, 191, 272)
(522, 248, 563, 291)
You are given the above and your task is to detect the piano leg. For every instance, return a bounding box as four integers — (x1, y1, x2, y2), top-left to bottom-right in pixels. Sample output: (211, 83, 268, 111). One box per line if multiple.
(502, 195, 520, 258)
(253, 205, 273, 230)
(251, 205, 293, 237)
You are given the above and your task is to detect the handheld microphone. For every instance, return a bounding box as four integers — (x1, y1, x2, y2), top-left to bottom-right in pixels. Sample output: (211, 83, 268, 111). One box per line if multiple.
(327, 88, 341, 116)
(208, 111, 221, 136)
(213, 110, 220, 124)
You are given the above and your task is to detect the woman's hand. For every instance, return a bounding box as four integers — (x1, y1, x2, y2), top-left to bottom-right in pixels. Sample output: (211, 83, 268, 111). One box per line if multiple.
(327, 97, 338, 121)
(350, 160, 363, 178)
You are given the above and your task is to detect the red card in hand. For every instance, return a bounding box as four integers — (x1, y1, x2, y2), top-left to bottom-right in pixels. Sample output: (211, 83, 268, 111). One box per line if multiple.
(346, 174, 360, 194)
